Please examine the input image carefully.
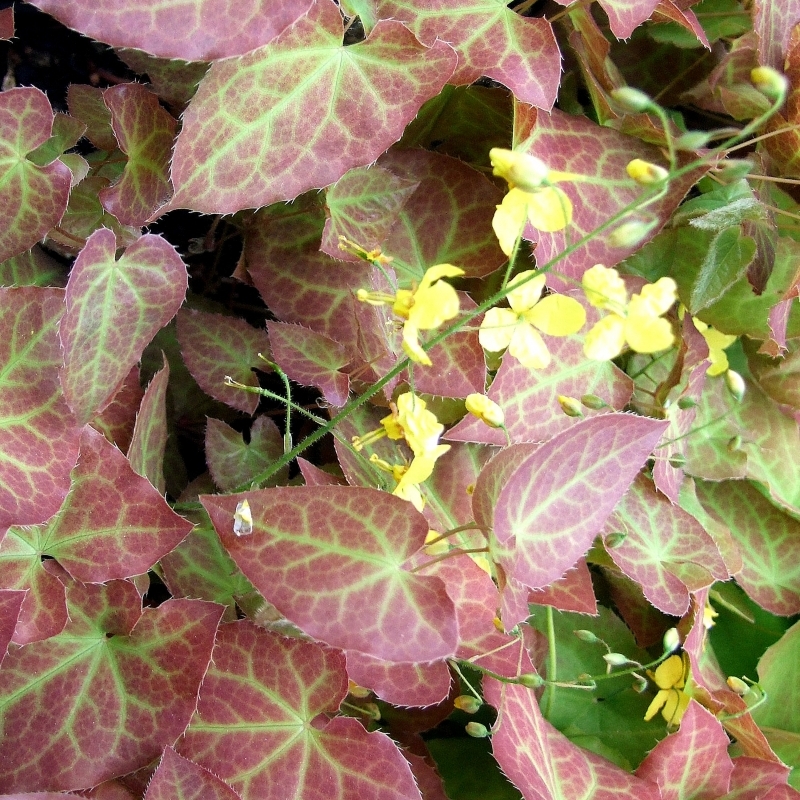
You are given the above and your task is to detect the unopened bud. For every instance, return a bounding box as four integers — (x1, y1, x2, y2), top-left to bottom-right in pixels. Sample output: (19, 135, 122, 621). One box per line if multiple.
(675, 131, 713, 150)
(558, 395, 584, 417)
(574, 629, 600, 644)
(663, 628, 681, 653)
(581, 394, 608, 410)
(465, 393, 505, 428)
(603, 652, 633, 667)
(517, 673, 545, 688)
(489, 148, 549, 192)
(610, 87, 653, 113)
(608, 219, 656, 249)
(727, 676, 750, 696)
(727, 435, 742, 452)
(668, 454, 687, 468)
(626, 159, 669, 185)
(362, 702, 381, 720)
(725, 369, 746, 402)
(604, 532, 627, 548)
(677, 396, 698, 409)
(751, 66, 789, 101)
(632, 674, 649, 693)
(454, 695, 483, 714)
(465, 721, 490, 738)
(348, 680, 372, 699)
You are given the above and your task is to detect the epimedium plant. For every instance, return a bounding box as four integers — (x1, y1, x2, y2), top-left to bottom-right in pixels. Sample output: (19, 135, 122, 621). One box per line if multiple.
(1, 0, 800, 797)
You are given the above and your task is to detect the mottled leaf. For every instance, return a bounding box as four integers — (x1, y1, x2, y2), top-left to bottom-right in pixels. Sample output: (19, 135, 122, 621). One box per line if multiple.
(486, 676, 661, 800)
(528, 558, 598, 615)
(59, 229, 188, 424)
(99, 83, 176, 226)
(67, 84, 117, 152)
(201, 487, 458, 662)
(0, 580, 222, 792)
(28, 0, 314, 61)
(179, 621, 423, 800)
(145, 747, 242, 800)
(375, 0, 560, 109)
(0, 87, 72, 263)
(0, 246, 65, 288)
(724, 756, 792, 800)
(0, 590, 25, 665)
(754, 0, 800, 68)
(118, 50, 209, 109)
(0, 287, 81, 529)
(169, 0, 456, 213)
(90, 365, 144, 454)
(267, 321, 350, 407)
(345, 653, 452, 707)
(484, 414, 668, 593)
(636, 702, 734, 800)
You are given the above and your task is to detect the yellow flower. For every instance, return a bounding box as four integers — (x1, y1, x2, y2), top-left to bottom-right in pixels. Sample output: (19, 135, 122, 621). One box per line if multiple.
(693, 319, 737, 376)
(703, 601, 719, 631)
(465, 394, 505, 428)
(644, 652, 691, 725)
(357, 264, 464, 366)
(489, 148, 577, 255)
(479, 271, 586, 370)
(582, 265, 677, 360)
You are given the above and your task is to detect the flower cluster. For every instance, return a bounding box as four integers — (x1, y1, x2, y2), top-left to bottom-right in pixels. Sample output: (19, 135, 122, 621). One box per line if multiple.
(357, 264, 464, 366)
(582, 264, 678, 360)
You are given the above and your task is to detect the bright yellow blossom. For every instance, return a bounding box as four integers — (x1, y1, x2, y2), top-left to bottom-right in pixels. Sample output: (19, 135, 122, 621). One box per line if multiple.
(644, 652, 691, 725)
(693, 319, 737, 376)
(357, 264, 464, 366)
(479, 270, 586, 370)
(582, 264, 677, 360)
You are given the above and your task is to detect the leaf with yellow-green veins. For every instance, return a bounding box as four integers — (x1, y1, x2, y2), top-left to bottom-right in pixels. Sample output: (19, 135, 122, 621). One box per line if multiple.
(529, 558, 598, 614)
(127, 353, 169, 494)
(179, 621, 424, 800)
(511, 107, 704, 283)
(117, 50, 210, 109)
(0, 579, 223, 793)
(695, 480, 800, 616)
(28, 0, 314, 61)
(58, 229, 187, 425)
(446, 335, 633, 447)
(205, 415, 287, 491)
(378, 149, 506, 281)
(0, 287, 81, 530)
(374, 0, 560, 109)
(602, 474, 729, 617)
(0, 87, 72, 263)
(485, 675, 662, 800)
(168, 0, 457, 215)
(98, 83, 177, 226)
(0, 245, 65, 287)
(146, 747, 243, 800)
(636, 702, 734, 800)
(479, 414, 668, 594)
(244, 198, 373, 357)
(0, 590, 25, 665)
(320, 165, 419, 261)
(176, 308, 270, 416)
(90, 365, 144, 454)
(201, 487, 458, 662)
(67, 84, 117, 151)
(748, 339, 800, 410)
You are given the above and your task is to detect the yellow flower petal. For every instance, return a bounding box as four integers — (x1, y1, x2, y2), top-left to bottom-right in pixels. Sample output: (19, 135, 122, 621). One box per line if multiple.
(492, 190, 529, 256)
(395, 393, 445, 456)
(644, 689, 669, 722)
(479, 307, 519, 353)
(584, 315, 626, 360)
(629, 277, 677, 318)
(526, 293, 586, 336)
(401, 322, 432, 366)
(525, 185, 573, 232)
(582, 264, 628, 313)
(508, 323, 551, 369)
(661, 688, 691, 725)
(506, 270, 546, 315)
(418, 263, 465, 290)
(409, 279, 461, 330)
(490, 148, 550, 191)
(625, 314, 675, 353)
(653, 654, 686, 690)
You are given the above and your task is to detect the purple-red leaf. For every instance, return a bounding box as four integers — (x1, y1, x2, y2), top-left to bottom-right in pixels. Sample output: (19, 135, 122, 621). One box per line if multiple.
(0, 589, 25, 663)
(169, 0, 457, 213)
(59, 229, 188, 425)
(67, 85, 117, 152)
(345, 653, 452, 707)
(201, 487, 458, 662)
(90, 365, 144, 454)
(127, 354, 169, 494)
(0, 88, 71, 263)
(177, 309, 270, 416)
(27, 0, 314, 61)
(0, 288, 81, 529)
(0, 581, 222, 793)
(636, 701, 734, 800)
(145, 748, 242, 800)
(179, 621, 423, 800)
(99, 84, 176, 226)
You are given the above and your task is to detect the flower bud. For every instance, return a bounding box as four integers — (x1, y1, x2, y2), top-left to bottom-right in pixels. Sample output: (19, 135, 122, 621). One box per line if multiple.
(626, 158, 669, 185)
(751, 66, 789, 101)
(558, 395, 584, 417)
(725, 369, 746, 402)
(610, 87, 653, 113)
(726, 676, 750, 696)
(675, 131, 713, 150)
(362, 702, 381, 720)
(348, 680, 372, 699)
(727, 435, 742, 452)
(581, 394, 608, 410)
(677, 396, 698, 409)
(632, 674, 649, 693)
(465, 722, 490, 738)
(518, 673, 545, 688)
(603, 652, 633, 667)
(663, 627, 681, 653)
(454, 695, 483, 714)
(574, 629, 600, 643)
(465, 393, 505, 428)
(489, 148, 549, 192)
(608, 219, 657, 249)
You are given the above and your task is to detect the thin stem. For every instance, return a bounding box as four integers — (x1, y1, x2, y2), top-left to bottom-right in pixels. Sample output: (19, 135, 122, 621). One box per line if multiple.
(655, 408, 734, 448)
(261, 358, 293, 453)
(448, 660, 484, 702)
(423, 523, 486, 547)
(408, 547, 489, 573)
(540, 606, 558, 719)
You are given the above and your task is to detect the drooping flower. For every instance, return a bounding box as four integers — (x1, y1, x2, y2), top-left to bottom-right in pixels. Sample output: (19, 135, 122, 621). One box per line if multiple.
(479, 270, 586, 370)
(489, 148, 578, 255)
(357, 264, 464, 366)
(582, 264, 677, 360)
(644, 652, 691, 725)
(465, 393, 505, 428)
(693, 318, 737, 376)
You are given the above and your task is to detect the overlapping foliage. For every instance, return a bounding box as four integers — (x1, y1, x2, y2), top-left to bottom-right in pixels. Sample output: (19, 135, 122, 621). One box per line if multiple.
(1, 0, 800, 797)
